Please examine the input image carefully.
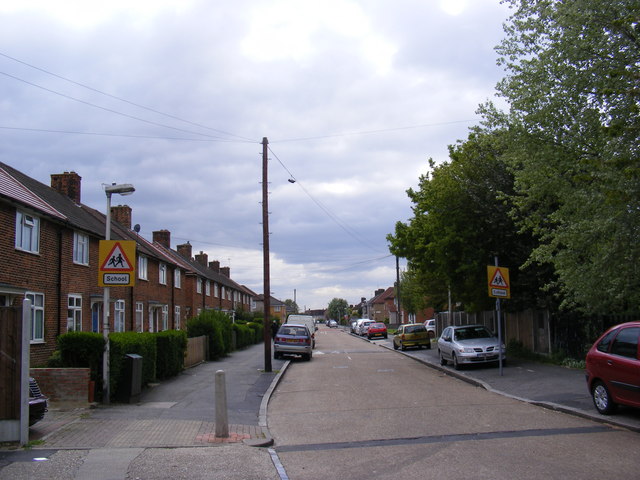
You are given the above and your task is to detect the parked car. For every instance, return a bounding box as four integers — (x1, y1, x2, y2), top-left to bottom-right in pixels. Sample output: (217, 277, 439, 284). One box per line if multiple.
(585, 321, 640, 415)
(353, 318, 371, 336)
(424, 319, 436, 338)
(358, 320, 375, 336)
(285, 314, 317, 348)
(273, 323, 313, 361)
(437, 325, 505, 369)
(29, 377, 48, 426)
(393, 323, 431, 350)
(350, 319, 358, 334)
(327, 319, 338, 328)
(367, 322, 388, 339)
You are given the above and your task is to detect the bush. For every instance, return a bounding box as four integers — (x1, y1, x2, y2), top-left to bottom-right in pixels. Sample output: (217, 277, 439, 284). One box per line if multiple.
(55, 332, 104, 381)
(186, 310, 233, 359)
(109, 332, 157, 401)
(155, 330, 188, 379)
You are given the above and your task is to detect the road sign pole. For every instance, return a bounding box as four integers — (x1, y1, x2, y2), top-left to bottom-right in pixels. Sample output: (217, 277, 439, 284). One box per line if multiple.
(495, 256, 504, 377)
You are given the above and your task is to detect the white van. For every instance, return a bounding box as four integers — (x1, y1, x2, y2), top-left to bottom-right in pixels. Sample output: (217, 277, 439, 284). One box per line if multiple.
(285, 314, 318, 348)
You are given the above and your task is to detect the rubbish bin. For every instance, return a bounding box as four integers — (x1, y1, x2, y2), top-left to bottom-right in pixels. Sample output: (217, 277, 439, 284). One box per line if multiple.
(118, 353, 142, 404)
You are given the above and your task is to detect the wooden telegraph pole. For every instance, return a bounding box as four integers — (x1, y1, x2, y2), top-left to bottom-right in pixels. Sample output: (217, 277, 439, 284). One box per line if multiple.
(262, 137, 272, 372)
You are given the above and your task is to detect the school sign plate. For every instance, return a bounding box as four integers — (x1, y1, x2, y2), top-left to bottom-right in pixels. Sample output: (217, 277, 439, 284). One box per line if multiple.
(98, 240, 136, 287)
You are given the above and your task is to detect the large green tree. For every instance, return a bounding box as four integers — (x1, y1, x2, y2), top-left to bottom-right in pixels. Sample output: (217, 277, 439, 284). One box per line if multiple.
(485, 0, 640, 313)
(388, 130, 545, 311)
(327, 298, 350, 322)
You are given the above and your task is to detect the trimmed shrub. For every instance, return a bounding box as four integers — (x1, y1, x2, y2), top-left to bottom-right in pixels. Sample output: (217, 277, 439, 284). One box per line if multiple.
(186, 310, 233, 359)
(55, 331, 104, 381)
(109, 332, 156, 401)
(155, 330, 188, 379)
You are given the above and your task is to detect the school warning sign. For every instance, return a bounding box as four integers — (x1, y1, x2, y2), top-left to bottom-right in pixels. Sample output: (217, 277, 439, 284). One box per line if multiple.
(98, 240, 136, 287)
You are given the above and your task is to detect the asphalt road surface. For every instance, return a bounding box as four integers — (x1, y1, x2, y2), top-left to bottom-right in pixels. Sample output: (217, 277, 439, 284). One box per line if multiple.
(267, 325, 640, 480)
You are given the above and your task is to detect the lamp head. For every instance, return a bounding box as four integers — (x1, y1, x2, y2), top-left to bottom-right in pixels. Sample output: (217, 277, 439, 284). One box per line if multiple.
(105, 183, 135, 196)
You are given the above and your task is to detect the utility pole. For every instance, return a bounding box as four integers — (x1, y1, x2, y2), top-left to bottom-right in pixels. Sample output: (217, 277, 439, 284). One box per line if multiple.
(395, 255, 402, 324)
(262, 137, 272, 372)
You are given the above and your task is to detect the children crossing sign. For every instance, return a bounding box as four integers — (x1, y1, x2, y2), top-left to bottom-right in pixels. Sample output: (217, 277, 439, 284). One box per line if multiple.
(99, 240, 136, 287)
(487, 265, 510, 299)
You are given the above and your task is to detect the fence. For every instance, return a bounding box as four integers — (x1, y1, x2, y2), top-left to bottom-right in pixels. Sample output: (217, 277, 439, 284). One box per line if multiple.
(184, 335, 207, 368)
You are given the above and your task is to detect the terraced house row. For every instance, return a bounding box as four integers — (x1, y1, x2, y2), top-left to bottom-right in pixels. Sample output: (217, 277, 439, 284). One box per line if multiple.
(0, 162, 257, 365)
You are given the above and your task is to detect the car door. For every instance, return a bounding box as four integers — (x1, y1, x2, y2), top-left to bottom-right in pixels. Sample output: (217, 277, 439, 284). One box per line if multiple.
(606, 326, 640, 407)
(439, 327, 453, 360)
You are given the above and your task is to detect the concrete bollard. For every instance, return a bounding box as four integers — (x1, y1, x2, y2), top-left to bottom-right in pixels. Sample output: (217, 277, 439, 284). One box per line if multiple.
(215, 370, 229, 438)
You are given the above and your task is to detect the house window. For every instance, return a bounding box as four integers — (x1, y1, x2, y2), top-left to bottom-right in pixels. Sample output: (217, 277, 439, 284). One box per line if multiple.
(135, 302, 144, 332)
(174, 305, 181, 330)
(115, 300, 125, 332)
(221, 286, 225, 299)
(26, 292, 44, 342)
(162, 305, 169, 331)
(214, 283, 219, 298)
(159, 263, 167, 285)
(15, 211, 40, 253)
(196, 278, 202, 294)
(174, 268, 181, 288)
(138, 256, 148, 280)
(67, 295, 82, 331)
(73, 232, 89, 265)
(205, 280, 210, 296)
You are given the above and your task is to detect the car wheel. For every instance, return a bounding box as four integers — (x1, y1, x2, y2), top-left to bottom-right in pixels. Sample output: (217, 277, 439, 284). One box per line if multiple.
(425, 342, 431, 350)
(273, 352, 280, 360)
(393, 341, 398, 350)
(401, 342, 406, 351)
(452, 353, 461, 370)
(439, 350, 447, 366)
(384, 334, 388, 339)
(592, 380, 617, 415)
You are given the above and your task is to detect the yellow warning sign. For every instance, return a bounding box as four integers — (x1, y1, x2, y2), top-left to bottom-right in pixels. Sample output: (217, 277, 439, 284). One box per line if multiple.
(99, 240, 136, 286)
(487, 266, 510, 299)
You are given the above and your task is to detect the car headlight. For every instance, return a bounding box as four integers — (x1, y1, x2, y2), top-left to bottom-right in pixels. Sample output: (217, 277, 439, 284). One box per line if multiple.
(458, 347, 475, 353)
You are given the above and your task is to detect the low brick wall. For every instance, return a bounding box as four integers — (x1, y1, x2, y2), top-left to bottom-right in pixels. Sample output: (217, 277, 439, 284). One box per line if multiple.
(30, 368, 91, 404)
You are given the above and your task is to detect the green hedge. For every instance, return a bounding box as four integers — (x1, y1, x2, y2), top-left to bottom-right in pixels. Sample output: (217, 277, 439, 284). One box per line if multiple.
(54, 332, 104, 382)
(186, 310, 233, 359)
(155, 330, 188, 379)
(109, 332, 157, 400)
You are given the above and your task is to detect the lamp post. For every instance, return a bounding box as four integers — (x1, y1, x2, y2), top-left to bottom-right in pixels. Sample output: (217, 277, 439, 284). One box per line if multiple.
(102, 183, 135, 403)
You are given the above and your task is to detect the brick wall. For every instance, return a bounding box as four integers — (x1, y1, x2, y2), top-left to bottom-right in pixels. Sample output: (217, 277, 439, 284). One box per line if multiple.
(30, 367, 91, 404)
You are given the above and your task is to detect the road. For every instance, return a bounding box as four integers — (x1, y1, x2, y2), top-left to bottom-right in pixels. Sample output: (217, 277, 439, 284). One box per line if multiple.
(268, 325, 640, 479)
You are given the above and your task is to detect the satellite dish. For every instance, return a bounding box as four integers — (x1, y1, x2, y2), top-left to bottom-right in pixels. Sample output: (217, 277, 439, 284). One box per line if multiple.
(134, 224, 140, 233)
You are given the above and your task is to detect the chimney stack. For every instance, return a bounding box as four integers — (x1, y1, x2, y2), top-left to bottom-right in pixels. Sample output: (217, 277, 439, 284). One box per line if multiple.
(51, 171, 81, 204)
(177, 242, 192, 260)
(209, 260, 220, 273)
(195, 251, 208, 266)
(110, 205, 132, 229)
(153, 230, 171, 248)
(220, 266, 230, 277)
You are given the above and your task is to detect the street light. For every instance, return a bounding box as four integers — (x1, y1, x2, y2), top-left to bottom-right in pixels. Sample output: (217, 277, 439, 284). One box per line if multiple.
(102, 182, 135, 403)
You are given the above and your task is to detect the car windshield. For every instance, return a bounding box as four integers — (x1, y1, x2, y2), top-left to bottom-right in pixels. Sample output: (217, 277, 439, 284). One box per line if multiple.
(406, 325, 426, 333)
(454, 327, 492, 341)
(279, 326, 308, 336)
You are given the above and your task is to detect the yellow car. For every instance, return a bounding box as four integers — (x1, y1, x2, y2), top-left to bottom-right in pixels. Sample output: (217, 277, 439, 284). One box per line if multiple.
(393, 323, 431, 350)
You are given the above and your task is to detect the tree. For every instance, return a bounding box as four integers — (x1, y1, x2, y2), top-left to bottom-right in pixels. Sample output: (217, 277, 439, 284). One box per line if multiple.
(283, 299, 299, 315)
(388, 130, 546, 311)
(485, 0, 640, 314)
(327, 298, 349, 323)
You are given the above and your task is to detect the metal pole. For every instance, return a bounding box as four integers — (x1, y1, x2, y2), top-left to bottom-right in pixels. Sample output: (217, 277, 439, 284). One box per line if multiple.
(262, 137, 272, 372)
(495, 256, 504, 376)
(103, 192, 112, 403)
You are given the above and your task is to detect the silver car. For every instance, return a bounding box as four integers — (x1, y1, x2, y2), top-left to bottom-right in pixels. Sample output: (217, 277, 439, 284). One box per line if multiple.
(438, 325, 506, 370)
(273, 324, 313, 361)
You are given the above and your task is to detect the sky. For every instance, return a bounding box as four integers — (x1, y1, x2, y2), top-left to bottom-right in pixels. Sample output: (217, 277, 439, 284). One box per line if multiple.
(0, 0, 511, 311)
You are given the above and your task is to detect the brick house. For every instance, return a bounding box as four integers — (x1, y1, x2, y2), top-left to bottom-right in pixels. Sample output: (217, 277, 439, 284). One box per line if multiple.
(367, 287, 434, 326)
(0, 162, 255, 365)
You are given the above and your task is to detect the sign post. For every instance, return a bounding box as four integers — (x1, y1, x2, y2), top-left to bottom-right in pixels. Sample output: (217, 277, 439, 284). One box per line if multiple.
(487, 261, 510, 376)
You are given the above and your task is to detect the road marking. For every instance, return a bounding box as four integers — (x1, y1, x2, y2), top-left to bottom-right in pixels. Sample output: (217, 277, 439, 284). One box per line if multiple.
(274, 425, 612, 453)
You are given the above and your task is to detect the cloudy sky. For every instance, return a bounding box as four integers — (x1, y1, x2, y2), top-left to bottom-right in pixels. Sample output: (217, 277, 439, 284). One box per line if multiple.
(1, 0, 511, 310)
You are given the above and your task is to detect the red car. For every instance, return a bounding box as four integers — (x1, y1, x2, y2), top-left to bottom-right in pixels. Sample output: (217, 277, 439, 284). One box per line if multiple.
(585, 321, 640, 414)
(367, 322, 388, 339)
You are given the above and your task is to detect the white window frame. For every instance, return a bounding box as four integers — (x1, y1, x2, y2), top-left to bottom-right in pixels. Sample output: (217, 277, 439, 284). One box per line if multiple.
(138, 255, 148, 280)
(205, 280, 210, 296)
(67, 294, 82, 331)
(174, 268, 181, 288)
(115, 300, 125, 332)
(159, 263, 167, 285)
(73, 232, 89, 265)
(196, 278, 202, 294)
(135, 302, 144, 332)
(214, 283, 219, 298)
(162, 305, 169, 331)
(221, 286, 225, 299)
(174, 305, 181, 330)
(26, 291, 44, 342)
(15, 211, 40, 253)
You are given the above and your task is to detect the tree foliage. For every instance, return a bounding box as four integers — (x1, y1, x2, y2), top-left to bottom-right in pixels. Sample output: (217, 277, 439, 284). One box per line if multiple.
(486, 0, 640, 313)
(327, 298, 349, 321)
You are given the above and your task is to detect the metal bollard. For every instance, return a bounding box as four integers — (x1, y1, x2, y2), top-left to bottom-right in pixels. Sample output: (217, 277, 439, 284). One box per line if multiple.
(215, 370, 229, 438)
